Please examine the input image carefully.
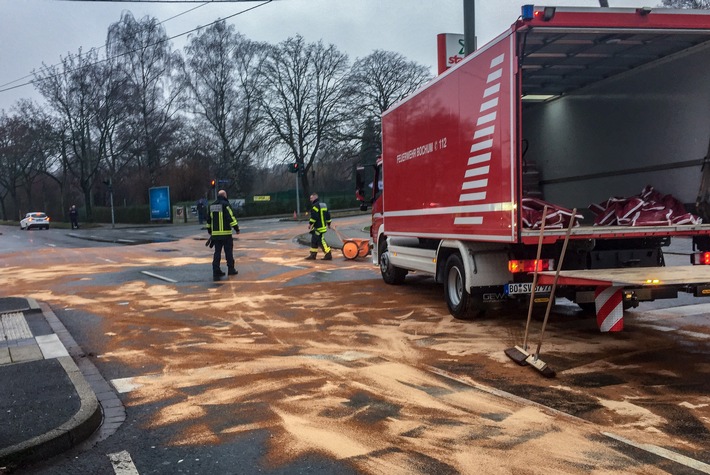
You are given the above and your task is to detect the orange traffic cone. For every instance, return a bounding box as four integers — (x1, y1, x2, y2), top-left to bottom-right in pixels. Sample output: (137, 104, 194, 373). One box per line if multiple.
(293, 210, 297, 220)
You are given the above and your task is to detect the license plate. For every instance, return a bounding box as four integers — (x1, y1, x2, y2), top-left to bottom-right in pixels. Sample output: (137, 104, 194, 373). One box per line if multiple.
(505, 283, 552, 295)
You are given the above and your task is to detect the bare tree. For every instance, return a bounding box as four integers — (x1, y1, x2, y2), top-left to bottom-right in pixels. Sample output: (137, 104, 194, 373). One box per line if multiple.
(34, 49, 112, 220)
(347, 50, 432, 163)
(0, 108, 36, 218)
(260, 35, 352, 200)
(14, 101, 57, 212)
(349, 50, 432, 121)
(106, 12, 183, 188)
(99, 41, 134, 203)
(182, 20, 266, 197)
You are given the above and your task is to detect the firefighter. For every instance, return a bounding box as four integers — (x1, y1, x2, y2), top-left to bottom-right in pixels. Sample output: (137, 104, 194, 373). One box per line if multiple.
(206, 189, 240, 280)
(306, 192, 332, 260)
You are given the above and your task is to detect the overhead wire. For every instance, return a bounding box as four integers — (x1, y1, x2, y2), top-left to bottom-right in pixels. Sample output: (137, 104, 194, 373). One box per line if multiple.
(0, 0, 274, 96)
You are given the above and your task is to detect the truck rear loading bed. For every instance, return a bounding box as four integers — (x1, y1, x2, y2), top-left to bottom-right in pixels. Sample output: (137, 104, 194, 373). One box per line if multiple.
(537, 265, 710, 287)
(520, 223, 710, 244)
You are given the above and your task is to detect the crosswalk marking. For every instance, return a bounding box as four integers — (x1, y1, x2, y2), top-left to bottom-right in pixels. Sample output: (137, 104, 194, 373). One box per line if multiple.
(107, 450, 140, 474)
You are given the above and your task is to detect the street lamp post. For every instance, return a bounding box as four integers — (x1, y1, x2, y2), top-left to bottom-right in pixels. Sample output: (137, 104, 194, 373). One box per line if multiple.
(463, 0, 476, 55)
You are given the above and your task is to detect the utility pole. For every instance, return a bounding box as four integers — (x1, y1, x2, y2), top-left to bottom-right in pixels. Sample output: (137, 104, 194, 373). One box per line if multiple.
(103, 178, 115, 229)
(463, 0, 476, 56)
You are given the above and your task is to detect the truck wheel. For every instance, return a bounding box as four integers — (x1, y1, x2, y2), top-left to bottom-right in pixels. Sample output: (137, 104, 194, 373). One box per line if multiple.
(444, 254, 483, 319)
(379, 241, 407, 285)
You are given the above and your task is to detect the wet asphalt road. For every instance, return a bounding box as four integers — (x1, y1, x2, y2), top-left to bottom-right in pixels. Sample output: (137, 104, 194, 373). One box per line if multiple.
(2, 216, 710, 474)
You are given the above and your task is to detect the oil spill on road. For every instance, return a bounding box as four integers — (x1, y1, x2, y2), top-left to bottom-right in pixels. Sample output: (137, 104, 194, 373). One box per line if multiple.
(1, 224, 709, 473)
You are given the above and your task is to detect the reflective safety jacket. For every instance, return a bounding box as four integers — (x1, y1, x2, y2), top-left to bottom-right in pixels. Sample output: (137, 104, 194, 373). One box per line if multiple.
(309, 199, 331, 234)
(207, 196, 238, 237)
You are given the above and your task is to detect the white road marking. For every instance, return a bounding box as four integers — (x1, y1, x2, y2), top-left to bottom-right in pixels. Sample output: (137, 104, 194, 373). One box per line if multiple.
(603, 432, 710, 473)
(110, 377, 142, 394)
(46, 243, 56, 247)
(140, 271, 177, 283)
(36, 334, 69, 359)
(107, 450, 140, 474)
(101, 258, 117, 263)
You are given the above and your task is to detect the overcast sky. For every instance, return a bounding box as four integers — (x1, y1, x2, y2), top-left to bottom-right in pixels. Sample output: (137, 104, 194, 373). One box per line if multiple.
(0, 0, 647, 112)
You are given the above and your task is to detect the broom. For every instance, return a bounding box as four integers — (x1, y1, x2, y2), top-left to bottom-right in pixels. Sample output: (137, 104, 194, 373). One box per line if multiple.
(504, 205, 549, 366)
(524, 208, 577, 378)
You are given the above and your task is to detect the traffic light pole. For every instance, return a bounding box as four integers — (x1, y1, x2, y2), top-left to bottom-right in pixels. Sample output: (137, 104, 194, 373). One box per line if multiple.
(295, 173, 300, 216)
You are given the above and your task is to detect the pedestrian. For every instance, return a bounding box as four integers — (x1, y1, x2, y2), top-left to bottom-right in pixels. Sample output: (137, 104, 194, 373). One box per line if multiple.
(206, 190, 240, 280)
(306, 192, 332, 260)
(69, 205, 79, 229)
(197, 198, 206, 225)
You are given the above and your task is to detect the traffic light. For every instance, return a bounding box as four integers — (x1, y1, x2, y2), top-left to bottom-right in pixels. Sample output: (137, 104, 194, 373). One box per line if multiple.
(287, 163, 300, 174)
(210, 179, 216, 189)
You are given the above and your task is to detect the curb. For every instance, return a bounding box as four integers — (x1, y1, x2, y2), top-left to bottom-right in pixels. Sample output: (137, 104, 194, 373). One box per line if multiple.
(0, 297, 41, 315)
(0, 300, 103, 467)
(0, 358, 101, 466)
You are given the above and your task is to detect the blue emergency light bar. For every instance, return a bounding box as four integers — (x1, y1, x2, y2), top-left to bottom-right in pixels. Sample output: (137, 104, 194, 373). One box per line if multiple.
(521, 5, 556, 21)
(522, 4, 534, 20)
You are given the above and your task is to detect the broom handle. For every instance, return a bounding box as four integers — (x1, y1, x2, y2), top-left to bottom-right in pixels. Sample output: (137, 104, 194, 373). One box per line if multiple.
(534, 208, 577, 358)
(522, 205, 549, 350)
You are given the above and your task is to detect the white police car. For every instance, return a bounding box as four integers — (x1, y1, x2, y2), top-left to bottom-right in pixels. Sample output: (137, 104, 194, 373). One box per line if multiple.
(20, 212, 50, 230)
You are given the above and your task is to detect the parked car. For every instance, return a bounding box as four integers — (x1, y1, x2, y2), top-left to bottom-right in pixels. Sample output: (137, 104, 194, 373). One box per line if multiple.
(20, 212, 50, 230)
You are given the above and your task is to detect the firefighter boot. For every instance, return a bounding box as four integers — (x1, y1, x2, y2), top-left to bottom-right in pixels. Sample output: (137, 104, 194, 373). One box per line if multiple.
(322, 251, 332, 260)
(305, 252, 317, 260)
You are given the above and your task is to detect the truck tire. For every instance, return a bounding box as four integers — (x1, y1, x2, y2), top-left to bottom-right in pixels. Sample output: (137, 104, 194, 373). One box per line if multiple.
(379, 240, 407, 285)
(444, 254, 483, 319)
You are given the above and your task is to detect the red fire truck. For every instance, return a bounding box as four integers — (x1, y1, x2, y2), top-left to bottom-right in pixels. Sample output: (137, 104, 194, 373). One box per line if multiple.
(358, 6, 710, 328)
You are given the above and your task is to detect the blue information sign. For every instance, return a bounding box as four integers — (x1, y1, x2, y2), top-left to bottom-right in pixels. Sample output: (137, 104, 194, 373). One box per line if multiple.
(149, 186, 171, 220)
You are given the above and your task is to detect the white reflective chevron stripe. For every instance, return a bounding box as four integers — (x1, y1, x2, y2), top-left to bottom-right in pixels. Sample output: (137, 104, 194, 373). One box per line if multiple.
(490, 53, 505, 68)
(462, 179, 488, 190)
(487, 69, 502, 83)
(474, 125, 495, 139)
(476, 111, 496, 126)
(470, 139, 493, 153)
(468, 152, 491, 166)
(480, 98, 499, 112)
(459, 192, 486, 201)
(465, 166, 490, 178)
(454, 217, 483, 225)
(456, 52, 505, 221)
(483, 83, 500, 98)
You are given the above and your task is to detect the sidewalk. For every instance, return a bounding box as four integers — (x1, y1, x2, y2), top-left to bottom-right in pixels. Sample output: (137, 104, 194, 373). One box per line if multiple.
(0, 297, 117, 472)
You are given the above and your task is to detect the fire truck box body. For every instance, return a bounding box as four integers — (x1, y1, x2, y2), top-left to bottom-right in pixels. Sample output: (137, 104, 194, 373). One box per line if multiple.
(368, 7, 710, 321)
